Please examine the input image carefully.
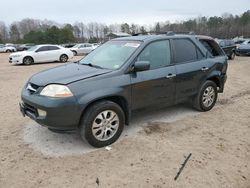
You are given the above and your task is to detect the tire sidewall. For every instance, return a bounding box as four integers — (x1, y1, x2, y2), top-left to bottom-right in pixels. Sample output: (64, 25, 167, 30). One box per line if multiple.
(23, 57, 33, 65)
(230, 52, 235, 60)
(60, 54, 68, 62)
(199, 81, 218, 111)
(80, 101, 125, 148)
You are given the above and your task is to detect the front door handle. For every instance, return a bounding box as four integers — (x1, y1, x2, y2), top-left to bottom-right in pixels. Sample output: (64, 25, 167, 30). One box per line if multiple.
(201, 67, 209, 71)
(166, 74, 176, 79)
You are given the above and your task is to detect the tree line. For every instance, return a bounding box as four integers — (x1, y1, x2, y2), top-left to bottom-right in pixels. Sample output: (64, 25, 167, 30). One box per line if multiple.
(0, 10, 249, 44)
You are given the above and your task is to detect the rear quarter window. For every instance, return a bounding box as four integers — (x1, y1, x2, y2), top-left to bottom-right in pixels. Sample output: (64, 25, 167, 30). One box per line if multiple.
(199, 39, 224, 57)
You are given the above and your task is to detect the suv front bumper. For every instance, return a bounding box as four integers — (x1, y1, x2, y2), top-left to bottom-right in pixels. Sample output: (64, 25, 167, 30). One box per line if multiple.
(21, 88, 81, 130)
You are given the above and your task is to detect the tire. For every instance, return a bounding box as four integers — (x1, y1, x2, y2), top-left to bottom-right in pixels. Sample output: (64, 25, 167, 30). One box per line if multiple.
(60, 54, 68, 63)
(72, 51, 77, 56)
(229, 52, 235, 60)
(6, 49, 11, 53)
(23, 56, 34, 65)
(79, 100, 125, 148)
(193, 81, 218, 111)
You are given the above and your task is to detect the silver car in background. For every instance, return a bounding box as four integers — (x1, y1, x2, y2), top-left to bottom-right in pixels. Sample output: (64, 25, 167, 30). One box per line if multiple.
(0, 44, 17, 53)
(70, 43, 99, 56)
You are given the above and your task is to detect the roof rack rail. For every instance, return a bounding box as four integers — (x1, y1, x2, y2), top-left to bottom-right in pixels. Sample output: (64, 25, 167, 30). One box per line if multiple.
(132, 31, 196, 36)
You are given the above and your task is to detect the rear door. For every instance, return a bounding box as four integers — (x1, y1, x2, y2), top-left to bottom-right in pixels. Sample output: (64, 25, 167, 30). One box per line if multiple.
(82, 44, 93, 54)
(172, 38, 210, 102)
(47, 46, 61, 61)
(131, 40, 176, 109)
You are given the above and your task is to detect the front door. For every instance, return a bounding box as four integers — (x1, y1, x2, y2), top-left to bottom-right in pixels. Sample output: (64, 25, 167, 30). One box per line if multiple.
(131, 40, 176, 110)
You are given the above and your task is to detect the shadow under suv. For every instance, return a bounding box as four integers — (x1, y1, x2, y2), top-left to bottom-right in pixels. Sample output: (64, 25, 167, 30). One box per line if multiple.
(20, 34, 228, 147)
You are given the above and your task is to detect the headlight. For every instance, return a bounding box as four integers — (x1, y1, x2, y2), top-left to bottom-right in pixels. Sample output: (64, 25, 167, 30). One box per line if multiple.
(40, 84, 73, 98)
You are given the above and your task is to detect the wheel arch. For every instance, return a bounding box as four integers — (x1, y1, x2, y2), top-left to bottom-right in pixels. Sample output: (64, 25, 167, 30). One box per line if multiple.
(78, 95, 130, 127)
(23, 56, 34, 64)
(207, 76, 221, 89)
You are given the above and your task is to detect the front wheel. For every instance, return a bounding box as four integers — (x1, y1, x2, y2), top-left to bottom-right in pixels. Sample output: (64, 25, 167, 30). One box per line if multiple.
(193, 81, 218, 111)
(80, 101, 125, 148)
(23, 56, 34, 65)
(60, 54, 68, 62)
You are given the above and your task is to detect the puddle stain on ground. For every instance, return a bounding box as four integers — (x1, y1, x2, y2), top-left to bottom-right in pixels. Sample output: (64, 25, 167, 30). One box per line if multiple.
(23, 104, 200, 157)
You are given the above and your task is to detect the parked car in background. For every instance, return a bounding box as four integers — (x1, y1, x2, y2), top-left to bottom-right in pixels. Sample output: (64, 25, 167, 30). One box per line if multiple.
(20, 34, 228, 147)
(0, 44, 16, 52)
(70, 43, 98, 55)
(9, 45, 73, 65)
(235, 40, 250, 56)
(61, 43, 76, 48)
(17, 43, 35, 51)
(216, 39, 236, 60)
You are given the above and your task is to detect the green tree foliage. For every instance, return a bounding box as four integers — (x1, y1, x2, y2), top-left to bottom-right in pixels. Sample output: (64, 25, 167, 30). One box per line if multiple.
(22, 25, 75, 44)
(121, 23, 130, 34)
(161, 10, 250, 38)
(155, 22, 161, 33)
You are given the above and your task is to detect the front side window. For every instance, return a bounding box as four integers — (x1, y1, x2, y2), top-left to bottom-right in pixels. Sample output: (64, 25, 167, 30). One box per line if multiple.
(79, 41, 141, 70)
(36, 46, 49, 52)
(173, 39, 198, 64)
(137, 40, 171, 69)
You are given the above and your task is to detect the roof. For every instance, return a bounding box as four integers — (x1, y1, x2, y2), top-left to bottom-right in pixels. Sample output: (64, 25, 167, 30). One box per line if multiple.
(112, 34, 205, 42)
(111, 33, 216, 43)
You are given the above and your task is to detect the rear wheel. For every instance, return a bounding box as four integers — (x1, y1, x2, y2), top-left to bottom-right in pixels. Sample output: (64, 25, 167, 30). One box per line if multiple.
(79, 100, 125, 148)
(6, 49, 11, 53)
(229, 52, 235, 60)
(60, 54, 68, 62)
(72, 51, 77, 56)
(193, 81, 218, 111)
(23, 56, 34, 65)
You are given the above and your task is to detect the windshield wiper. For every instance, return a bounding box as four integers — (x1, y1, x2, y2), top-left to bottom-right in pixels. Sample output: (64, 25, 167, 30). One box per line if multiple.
(81, 63, 104, 69)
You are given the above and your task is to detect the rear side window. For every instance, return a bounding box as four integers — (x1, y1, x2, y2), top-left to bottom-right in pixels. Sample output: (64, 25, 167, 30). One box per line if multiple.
(49, 46, 60, 51)
(137, 40, 171, 69)
(173, 39, 201, 63)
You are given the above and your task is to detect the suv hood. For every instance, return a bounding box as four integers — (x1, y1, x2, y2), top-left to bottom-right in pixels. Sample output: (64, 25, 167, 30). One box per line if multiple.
(29, 63, 112, 86)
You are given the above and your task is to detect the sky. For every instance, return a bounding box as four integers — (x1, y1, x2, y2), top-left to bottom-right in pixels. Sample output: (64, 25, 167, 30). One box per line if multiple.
(0, 0, 249, 25)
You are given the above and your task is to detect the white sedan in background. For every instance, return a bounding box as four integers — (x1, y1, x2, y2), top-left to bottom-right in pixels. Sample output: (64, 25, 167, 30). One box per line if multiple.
(70, 43, 99, 55)
(0, 44, 16, 53)
(9, 45, 74, 65)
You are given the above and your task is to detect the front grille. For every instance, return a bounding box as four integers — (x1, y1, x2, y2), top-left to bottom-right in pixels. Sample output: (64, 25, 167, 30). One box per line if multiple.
(27, 83, 40, 94)
(23, 103, 38, 117)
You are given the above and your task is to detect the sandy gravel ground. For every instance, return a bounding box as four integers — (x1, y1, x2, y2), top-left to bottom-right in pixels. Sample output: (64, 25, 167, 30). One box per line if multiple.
(0, 53, 249, 188)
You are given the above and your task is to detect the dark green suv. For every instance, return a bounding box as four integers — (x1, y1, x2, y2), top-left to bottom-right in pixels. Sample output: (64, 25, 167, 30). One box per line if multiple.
(20, 34, 228, 147)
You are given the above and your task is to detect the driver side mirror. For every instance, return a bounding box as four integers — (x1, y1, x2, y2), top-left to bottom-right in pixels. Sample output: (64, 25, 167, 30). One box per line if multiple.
(133, 61, 150, 72)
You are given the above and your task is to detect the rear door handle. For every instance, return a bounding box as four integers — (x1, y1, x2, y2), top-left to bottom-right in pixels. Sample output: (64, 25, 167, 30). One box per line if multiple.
(166, 74, 176, 79)
(201, 67, 209, 71)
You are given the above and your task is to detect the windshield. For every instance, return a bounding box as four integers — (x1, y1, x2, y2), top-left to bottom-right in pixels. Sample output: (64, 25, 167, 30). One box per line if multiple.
(72, 44, 81, 48)
(27, 46, 38, 51)
(243, 40, 250, 45)
(79, 41, 141, 70)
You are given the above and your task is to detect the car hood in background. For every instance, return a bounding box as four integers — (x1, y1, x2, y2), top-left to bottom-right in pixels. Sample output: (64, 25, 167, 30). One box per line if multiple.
(238, 44, 250, 50)
(29, 63, 112, 86)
